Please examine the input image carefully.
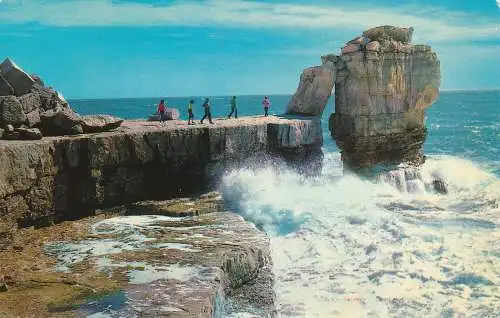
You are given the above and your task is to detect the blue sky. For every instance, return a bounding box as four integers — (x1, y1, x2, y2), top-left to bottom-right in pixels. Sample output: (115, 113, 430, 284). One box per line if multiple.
(0, 0, 499, 98)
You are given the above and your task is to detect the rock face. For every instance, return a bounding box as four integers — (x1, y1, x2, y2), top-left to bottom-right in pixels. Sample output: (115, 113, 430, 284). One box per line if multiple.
(330, 26, 440, 170)
(286, 60, 336, 116)
(0, 116, 322, 238)
(0, 57, 123, 139)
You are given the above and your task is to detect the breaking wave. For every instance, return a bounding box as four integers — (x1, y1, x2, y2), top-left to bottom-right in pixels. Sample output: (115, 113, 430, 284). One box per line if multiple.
(221, 153, 499, 317)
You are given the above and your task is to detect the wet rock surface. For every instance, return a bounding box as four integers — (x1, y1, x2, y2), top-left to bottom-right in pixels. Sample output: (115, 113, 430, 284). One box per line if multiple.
(0, 195, 275, 317)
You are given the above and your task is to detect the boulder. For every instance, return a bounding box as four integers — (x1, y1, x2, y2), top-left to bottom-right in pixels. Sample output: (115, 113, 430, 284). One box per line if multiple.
(363, 25, 414, 43)
(31, 84, 68, 110)
(25, 110, 41, 127)
(15, 127, 43, 140)
(165, 108, 180, 120)
(40, 108, 83, 136)
(81, 114, 123, 133)
(148, 108, 180, 121)
(0, 74, 14, 96)
(286, 64, 336, 116)
(0, 58, 35, 96)
(432, 178, 448, 194)
(0, 96, 26, 127)
(17, 92, 42, 113)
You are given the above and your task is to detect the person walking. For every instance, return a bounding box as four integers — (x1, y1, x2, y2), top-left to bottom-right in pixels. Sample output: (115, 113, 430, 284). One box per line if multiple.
(262, 96, 271, 117)
(157, 99, 166, 124)
(200, 98, 214, 124)
(187, 99, 195, 125)
(228, 96, 238, 119)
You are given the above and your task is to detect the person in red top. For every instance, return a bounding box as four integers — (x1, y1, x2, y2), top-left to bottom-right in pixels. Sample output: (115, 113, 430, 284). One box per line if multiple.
(262, 96, 271, 117)
(157, 99, 166, 124)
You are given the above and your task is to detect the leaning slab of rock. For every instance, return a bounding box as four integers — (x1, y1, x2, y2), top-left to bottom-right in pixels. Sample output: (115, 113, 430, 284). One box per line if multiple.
(80, 114, 123, 133)
(0, 96, 26, 127)
(0, 74, 14, 96)
(286, 61, 336, 117)
(40, 108, 83, 136)
(0, 58, 35, 96)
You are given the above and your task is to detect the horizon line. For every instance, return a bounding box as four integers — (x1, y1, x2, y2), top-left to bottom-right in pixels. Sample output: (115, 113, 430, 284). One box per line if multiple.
(67, 88, 500, 101)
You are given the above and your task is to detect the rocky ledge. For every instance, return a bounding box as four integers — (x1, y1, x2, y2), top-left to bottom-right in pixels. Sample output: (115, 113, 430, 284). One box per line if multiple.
(0, 193, 275, 317)
(0, 116, 322, 243)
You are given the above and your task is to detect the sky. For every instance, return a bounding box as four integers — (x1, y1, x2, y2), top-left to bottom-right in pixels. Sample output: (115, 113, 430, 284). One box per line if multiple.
(0, 0, 499, 99)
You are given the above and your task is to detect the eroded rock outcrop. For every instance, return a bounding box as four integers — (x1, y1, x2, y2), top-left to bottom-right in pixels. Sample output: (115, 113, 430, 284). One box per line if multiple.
(0, 58, 123, 139)
(286, 58, 336, 116)
(330, 26, 441, 170)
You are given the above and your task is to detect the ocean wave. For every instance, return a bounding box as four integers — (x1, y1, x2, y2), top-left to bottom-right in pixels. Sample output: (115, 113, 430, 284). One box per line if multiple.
(220, 154, 500, 317)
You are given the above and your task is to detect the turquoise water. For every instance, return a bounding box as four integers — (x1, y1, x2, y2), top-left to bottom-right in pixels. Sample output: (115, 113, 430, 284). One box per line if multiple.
(71, 91, 500, 317)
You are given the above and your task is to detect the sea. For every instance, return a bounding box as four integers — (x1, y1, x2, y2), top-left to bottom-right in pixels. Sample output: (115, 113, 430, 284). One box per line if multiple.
(70, 90, 500, 317)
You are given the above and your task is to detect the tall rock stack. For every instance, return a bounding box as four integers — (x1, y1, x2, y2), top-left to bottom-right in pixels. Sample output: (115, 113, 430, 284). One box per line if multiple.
(329, 26, 441, 171)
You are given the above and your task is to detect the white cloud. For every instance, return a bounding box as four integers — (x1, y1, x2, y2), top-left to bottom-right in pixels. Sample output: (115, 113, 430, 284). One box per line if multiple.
(0, 0, 498, 42)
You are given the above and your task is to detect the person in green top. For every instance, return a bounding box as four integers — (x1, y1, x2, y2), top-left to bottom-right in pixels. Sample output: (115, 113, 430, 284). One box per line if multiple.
(227, 96, 238, 119)
(187, 99, 195, 125)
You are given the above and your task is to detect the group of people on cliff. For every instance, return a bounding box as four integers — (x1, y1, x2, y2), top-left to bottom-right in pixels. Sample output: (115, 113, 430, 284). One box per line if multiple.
(156, 96, 272, 125)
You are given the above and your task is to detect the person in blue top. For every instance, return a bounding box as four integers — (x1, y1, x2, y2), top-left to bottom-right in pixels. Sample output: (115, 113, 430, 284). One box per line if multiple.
(228, 96, 238, 119)
(200, 98, 214, 124)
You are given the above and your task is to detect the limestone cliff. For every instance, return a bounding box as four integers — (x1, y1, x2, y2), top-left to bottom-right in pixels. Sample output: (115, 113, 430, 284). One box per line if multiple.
(330, 26, 441, 170)
(0, 117, 322, 241)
